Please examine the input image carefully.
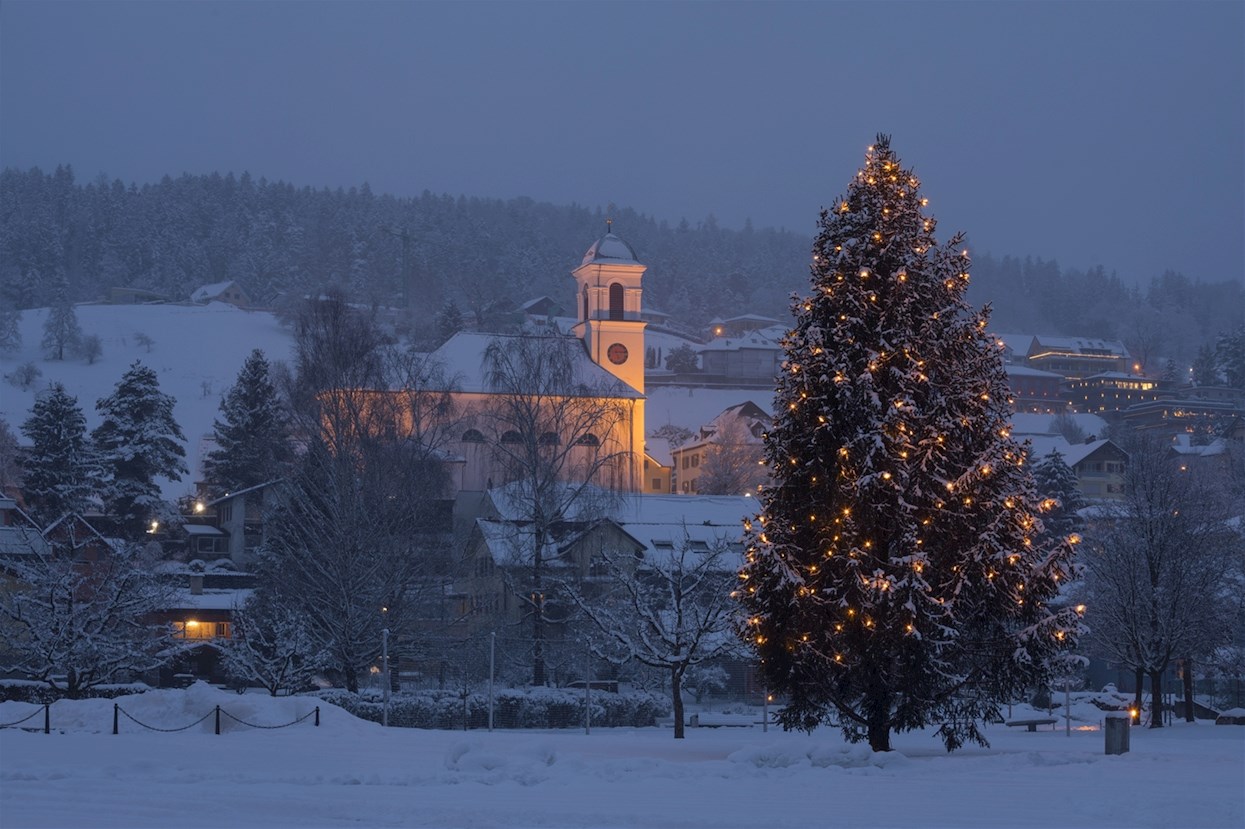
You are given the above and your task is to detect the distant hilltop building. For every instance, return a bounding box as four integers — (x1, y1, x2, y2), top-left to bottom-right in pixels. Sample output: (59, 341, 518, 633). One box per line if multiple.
(1022, 335, 1131, 380)
(190, 280, 250, 308)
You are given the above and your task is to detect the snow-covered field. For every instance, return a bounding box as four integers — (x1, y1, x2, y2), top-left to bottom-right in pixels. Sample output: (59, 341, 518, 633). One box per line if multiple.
(1, 303, 296, 496)
(2, 684, 1241, 829)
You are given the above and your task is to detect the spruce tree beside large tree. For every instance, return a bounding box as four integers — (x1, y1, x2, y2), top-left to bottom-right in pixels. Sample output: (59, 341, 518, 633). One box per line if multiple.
(93, 361, 187, 538)
(203, 349, 291, 496)
(20, 384, 98, 524)
(739, 136, 1081, 752)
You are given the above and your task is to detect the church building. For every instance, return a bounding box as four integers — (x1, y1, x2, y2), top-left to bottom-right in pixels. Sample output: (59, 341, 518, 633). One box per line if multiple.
(426, 230, 649, 495)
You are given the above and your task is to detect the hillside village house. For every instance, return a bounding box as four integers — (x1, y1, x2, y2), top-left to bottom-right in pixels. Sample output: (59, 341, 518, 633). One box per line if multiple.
(1024, 435, 1129, 501)
(458, 485, 747, 626)
(698, 327, 785, 388)
(670, 401, 771, 495)
(191, 280, 250, 308)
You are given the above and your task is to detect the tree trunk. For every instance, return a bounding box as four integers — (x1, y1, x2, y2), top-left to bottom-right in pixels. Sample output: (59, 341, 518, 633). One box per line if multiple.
(533, 543, 546, 686)
(1148, 668, 1164, 728)
(865, 685, 891, 752)
(344, 665, 358, 694)
(1182, 658, 1196, 722)
(867, 715, 891, 752)
(1132, 666, 1144, 724)
(672, 666, 685, 739)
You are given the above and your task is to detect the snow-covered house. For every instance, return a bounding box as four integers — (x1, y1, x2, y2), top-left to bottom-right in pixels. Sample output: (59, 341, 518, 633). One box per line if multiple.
(519, 295, 566, 320)
(0, 496, 47, 559)
(202, 479, 282, 566)
(669, 401, 771, 495)
(190, 280, 250, 308)
(151, 558, 256, 686)
(1024, 436, 1129, 501)
(708, 314, 782, 339)
(458, 485, 748, 636)
(697, 326, 784, 387)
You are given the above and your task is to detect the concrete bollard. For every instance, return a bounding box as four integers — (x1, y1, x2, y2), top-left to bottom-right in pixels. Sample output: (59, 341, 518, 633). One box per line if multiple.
(1105, 712, 1130, 755)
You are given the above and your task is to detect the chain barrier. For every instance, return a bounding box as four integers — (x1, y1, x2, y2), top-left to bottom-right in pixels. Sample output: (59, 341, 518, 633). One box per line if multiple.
(115, 705, 215, 733)
(113, 703, 320, 734)
(218, 707, 319, 729)
(0, 704, 47, 730)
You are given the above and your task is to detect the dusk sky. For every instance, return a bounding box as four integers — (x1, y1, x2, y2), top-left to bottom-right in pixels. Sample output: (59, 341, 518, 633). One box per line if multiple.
(2, 1, 1242, 286)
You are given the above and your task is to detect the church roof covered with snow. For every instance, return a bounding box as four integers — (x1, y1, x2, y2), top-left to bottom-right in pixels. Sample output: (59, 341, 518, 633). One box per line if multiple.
(428, 332, 642, 398)
(581, 232, 640, 266)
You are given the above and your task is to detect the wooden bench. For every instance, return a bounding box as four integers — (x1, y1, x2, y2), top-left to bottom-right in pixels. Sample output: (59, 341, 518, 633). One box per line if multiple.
(1006, 717, 1057, 732)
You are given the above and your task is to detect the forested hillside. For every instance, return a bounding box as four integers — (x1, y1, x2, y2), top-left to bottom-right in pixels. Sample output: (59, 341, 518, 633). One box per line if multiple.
(2, 166, 1239, 362)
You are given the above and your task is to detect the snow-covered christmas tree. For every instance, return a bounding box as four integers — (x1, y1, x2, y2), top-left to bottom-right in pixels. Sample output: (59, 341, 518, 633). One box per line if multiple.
(203, 349, 291, 496)
(739, 136, 1082, 752)
(93, 361, 187, 538)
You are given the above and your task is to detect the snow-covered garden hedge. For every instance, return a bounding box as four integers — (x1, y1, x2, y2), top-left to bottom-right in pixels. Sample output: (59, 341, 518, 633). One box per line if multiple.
(0, 679, 151, 704)
(314, 687, 668, 730)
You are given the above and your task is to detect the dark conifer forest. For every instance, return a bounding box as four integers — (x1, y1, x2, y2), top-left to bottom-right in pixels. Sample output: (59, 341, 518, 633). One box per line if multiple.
(2, 165, 1238, 362)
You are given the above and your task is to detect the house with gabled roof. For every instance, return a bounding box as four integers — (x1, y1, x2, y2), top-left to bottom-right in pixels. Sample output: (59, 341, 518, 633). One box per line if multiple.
(458, 484, 748, 637)
(190, 280, 250, 308)
(670, 401, 771, 495)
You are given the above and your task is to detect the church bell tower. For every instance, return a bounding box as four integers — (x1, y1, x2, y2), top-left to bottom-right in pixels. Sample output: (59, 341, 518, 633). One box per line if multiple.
(571, 225, 647, 395)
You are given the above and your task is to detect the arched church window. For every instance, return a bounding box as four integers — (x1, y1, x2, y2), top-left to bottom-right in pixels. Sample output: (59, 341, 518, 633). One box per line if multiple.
(575, 433, 600, 447)
(583, 289, 589, 322)
(609, 283, 624, 321)
(500, 431, 523, 444)
(461, 429, 485, 443)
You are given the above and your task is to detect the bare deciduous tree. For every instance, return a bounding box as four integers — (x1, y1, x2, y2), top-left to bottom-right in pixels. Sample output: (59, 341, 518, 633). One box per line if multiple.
(0, 538, 176, 697)
(264, 294, 462, 693)
(566, 528, 742, 738)
(480, 334, 633, 685)
(1079, 436, 1240, 726)
(697, 416, 768, 496)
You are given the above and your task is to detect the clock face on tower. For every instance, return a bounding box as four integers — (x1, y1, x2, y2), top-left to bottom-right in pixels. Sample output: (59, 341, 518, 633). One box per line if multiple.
(607, 343, 629, 365)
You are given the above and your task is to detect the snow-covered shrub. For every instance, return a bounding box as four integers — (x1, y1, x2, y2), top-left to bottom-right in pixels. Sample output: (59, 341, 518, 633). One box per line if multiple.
(313, 686, 667, 730)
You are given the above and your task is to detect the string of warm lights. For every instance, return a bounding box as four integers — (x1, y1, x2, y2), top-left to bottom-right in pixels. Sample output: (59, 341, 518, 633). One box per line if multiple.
(737, 138, 1083, 749)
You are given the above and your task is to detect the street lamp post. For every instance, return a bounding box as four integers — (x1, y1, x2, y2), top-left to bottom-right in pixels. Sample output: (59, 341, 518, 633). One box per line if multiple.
(381, 626, 391, 728)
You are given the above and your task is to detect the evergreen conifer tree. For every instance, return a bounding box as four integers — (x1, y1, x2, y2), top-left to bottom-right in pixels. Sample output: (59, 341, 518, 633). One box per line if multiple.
(1032, 448, 1084, 544)
(435, 300, 465, 344)
(20, 384, 98, 523)
(93, 362, 187, 537)
(0, 308, 21, 354)
(739, 136, 1081, 752)
(41, 281, 81, 360)
(203, 349, 291, 496)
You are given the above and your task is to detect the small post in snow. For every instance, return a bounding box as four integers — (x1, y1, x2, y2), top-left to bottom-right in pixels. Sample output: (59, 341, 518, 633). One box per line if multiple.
(488, 631, 495, 732)
(1065, 678, 1071, 737)
(584, 644, 592, 736)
